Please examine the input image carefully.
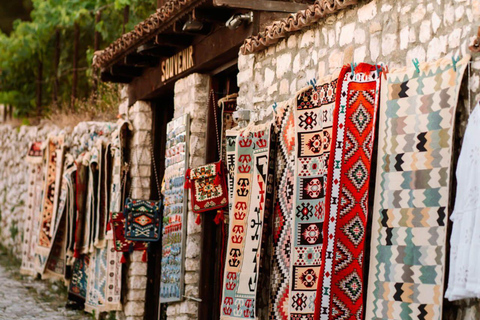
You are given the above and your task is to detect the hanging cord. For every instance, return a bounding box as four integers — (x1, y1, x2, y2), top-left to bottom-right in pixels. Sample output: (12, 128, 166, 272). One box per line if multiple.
(128, 131, 162, 200)
(211, 89, 222, 158)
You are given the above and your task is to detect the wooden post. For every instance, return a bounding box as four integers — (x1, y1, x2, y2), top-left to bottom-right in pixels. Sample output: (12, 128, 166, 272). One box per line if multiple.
(36, 59, 43, 117)
(53, 29, 60, 106)
(122, 6, 130, 34)
(92, 10, 102, 102)
(71, 22, 79, 107)
(2, 105, 6, 122)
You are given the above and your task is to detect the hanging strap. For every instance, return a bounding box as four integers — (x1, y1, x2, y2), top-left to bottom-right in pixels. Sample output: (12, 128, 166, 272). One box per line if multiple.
(210, 89, 222, 158)
(128, 131, 162, 200)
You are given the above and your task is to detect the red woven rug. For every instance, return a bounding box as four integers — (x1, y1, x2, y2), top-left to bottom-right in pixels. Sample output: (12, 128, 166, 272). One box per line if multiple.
(316, 64, 381, 320)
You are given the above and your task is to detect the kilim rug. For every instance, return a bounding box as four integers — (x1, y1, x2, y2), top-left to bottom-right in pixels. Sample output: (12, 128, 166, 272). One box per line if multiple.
(64, 157, 77, 267)
(43, 203, 67, 280)
(289, 74, 339, 319)
(68, 254, 90, 303)
(35, 136, 64, 274)
(94, 141, 107, 249)
(220, 123, 275, 319)
(316, 64, 381, 320)
(268, 101, 295, 320)
(365, 56, 469, 320)
(85, 246, 108, 314)
(83, 151, 98, 254)
(21, 142, 44, 276)
(74, 154, 88, 258)
(50, 137, 65, 237)
(102, 120, 130, 311)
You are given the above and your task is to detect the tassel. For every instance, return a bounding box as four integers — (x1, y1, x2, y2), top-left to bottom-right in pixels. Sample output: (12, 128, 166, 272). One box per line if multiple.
(106, 221, 111, 232)
(184, 169, 191, 189)
(120, 253, 127, 264)
(195, 213, 202, 225)
(214, 209, 224, 225)
(142, 250, 148, 262)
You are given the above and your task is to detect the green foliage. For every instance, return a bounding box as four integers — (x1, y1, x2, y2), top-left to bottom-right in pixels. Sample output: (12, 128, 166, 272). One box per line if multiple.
(0, 0, 156, 117)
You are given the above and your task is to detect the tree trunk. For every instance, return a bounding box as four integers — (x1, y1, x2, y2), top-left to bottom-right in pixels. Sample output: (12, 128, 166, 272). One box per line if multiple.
(92, 10, 102, 102)
(122, 5, 130, 34)
(36, 59, 43, 117)
(53, 29, 60, 106)
(71, 23, 79, 107)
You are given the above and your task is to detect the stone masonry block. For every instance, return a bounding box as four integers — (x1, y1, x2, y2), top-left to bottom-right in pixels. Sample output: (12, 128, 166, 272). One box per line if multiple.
(130, 250, 145, 262)
(127, 275, 147, 290)
(184, 271, 200, 285)
(131, 100, 151, 114)
(124, 301, 145, 317)
(185, 233, 201, 259)
(126, 289, 146, 301)
(131, 112, 152, 131)
(185, 258, 201, 271)
(167, 305, 177, 316)
(128, 261, 148, 276)
(179, 300, 198, 315)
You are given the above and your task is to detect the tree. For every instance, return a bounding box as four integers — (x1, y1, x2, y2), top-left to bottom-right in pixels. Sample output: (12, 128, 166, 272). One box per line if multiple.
(0, 0, 156, 117)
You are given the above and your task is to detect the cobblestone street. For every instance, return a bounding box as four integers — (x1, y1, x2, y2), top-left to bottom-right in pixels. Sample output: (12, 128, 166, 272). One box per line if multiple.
(0, 259, 89, 320)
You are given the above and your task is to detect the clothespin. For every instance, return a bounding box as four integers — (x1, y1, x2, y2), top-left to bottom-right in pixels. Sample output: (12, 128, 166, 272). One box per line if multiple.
(375, 63, 382, 77)
(351, 62, 357, 76)
(307, 77, 317, 87)
(452, 55, 460, 72)
(272, 102, 278, 113)
(413, 58, 420, 73)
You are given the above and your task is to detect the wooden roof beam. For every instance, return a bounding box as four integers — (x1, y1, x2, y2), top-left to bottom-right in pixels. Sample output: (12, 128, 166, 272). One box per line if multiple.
(100, 71, 132, 83)
(110, 65, 143, 78)
(137, 44, 177, 57)
(213, 0, 309, 13)
(123, 54, 159, 67)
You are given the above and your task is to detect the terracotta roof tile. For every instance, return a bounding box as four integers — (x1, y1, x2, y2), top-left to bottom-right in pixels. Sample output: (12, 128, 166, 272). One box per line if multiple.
(240, 0, 357, 55)
(93, 0, 202, 70)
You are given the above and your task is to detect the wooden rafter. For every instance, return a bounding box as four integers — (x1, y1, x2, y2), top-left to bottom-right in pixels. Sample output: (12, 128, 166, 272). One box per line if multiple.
(213, 0, 308, 13)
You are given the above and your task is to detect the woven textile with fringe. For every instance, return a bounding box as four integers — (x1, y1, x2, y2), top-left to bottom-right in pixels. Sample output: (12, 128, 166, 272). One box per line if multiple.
(35, 136, 64, 274)
(268, 102, 296, 320)
(21, 142, 44, 276)
(365, 56, 469, 320)
(220, 123, 275, 319)
(316, 64, 381, 320)
(288, 75, 338, 319)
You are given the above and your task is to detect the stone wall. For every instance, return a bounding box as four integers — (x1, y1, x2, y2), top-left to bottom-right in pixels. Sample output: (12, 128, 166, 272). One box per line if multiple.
(237, 0, 480, 318)
(238, 0, 480, 119)
(0, 124, 59, 259)
(163, 73, 210, 320)
(119, 100, 153, 320)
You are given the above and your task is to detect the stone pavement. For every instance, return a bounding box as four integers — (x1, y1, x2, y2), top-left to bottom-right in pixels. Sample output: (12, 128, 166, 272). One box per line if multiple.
(0, 263, 90, 320)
